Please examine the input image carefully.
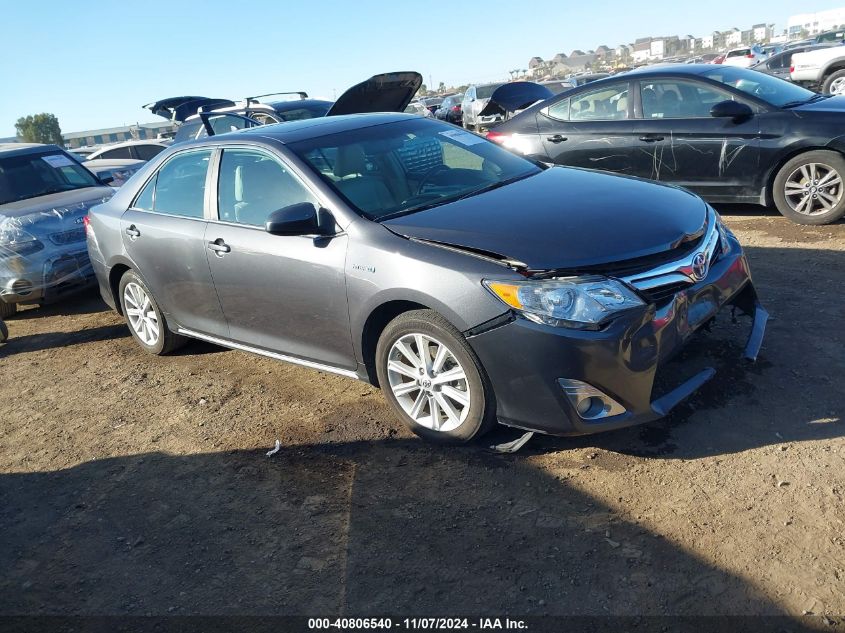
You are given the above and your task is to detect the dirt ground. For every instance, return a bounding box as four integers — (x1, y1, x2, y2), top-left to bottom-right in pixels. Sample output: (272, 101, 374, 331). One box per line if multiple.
(0, 206, 843, 623)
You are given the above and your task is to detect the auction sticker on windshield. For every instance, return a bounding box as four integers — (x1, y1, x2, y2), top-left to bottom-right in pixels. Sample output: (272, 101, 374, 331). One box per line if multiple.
(41, 154, 75, 168)
(439, 129, 485, 146)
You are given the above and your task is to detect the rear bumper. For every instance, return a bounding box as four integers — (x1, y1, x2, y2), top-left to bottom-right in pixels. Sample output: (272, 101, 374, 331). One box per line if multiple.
(467, 248, 766, 436)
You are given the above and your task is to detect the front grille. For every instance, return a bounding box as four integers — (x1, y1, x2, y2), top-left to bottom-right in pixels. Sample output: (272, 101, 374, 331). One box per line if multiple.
(639, 281, 691, 304)
(49, 228, 86, 245)
(563, 232, 704, 278)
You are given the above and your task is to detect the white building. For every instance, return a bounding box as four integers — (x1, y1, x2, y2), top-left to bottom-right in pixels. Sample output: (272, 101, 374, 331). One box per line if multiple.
(788, 7, 845, 37)
(725, 29, 743, 46)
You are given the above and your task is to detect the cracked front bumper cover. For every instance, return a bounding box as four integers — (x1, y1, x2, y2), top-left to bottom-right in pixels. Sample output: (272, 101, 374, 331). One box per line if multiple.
(466, 248, 767, 437)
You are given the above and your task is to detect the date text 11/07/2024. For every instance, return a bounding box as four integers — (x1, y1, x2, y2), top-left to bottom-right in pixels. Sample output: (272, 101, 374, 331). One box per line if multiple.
(307, 618, 528, 630)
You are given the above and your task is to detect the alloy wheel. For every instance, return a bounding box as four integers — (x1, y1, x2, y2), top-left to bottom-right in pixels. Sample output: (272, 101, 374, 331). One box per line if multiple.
(830, 77, 845, 95)
(386, 333, 471, 432)
(784, 162, 843, 216)
(124, 282, 160, 346)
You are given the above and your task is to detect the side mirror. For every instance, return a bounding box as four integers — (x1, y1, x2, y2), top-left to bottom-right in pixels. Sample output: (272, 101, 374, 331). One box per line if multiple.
(265, 202, 324, 236)
(99, 174, 115, 185)
(710, 100, 753, 122)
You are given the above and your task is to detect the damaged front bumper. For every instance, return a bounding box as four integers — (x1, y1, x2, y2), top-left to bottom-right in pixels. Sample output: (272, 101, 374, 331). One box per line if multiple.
(466, 246, 767, 436)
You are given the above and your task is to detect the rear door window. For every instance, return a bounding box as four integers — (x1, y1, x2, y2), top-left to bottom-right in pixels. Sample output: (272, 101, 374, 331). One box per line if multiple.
(132, 149, 211, 218)
(569, 84, 629, 121)
(135, 144, 166, 161)
(99, 146, 133, 159)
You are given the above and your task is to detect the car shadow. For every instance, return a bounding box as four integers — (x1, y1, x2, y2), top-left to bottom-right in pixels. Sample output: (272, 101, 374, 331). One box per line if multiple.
(7, 289, 109, 320)
(0, 324, 128, 358)
(0, 440, 820, 627)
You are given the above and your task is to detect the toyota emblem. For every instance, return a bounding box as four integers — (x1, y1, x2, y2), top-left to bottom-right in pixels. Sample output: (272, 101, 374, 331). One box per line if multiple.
(690, 252, 709, 282)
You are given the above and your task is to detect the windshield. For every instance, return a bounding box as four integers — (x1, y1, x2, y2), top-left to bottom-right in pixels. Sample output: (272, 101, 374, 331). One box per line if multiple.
(702, 66, 816, 107)
(0, 151, 102, 205)
(290, 118, 541, 221)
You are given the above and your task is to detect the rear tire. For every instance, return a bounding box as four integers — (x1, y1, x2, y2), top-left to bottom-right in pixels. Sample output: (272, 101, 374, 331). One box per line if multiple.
(118, 270, 186, 355)
(375, 309, 496, 444)
(822, 69, 845, 95)
(0, 318, 7, 343)
(772, 150, 845, 225)
(0, 301, 15, 318)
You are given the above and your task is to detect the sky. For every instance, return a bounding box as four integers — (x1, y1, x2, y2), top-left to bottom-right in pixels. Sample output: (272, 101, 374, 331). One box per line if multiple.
(0, 0, 838, 137)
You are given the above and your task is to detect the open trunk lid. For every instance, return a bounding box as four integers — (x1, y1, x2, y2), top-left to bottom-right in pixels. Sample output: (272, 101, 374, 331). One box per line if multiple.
(326, 72, 423, 116)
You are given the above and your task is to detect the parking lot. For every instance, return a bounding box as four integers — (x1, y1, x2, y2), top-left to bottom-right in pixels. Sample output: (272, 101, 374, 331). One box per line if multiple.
(0, 207, 842, 618)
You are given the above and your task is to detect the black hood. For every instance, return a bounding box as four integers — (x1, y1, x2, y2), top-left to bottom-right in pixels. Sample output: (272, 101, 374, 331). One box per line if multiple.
(382, 167, 708, 271)
(326, 72, 422, 116)
(792, 94, 845, 113)
(479, 81, 554, 117)
(143, 96, 236, 122)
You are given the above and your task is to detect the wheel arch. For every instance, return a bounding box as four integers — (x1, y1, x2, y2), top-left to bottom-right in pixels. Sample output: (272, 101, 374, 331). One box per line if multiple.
(360, 299, 431, 387)
(108, 263, 132, 316)
(821, 61, 845, 85)
(764, 145, 845, 207)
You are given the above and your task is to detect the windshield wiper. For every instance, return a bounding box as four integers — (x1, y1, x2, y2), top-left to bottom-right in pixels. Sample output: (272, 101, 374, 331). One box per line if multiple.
(454, 172, 536, 203)
(376, 172, 537, 222)
(782, 94, 830, 108)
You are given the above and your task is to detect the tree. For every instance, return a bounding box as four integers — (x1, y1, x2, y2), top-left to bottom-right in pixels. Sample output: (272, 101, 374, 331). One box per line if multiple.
(419, 83, 428, 96)
(15, 113, 63, 145)
(438, 81, 446, 93)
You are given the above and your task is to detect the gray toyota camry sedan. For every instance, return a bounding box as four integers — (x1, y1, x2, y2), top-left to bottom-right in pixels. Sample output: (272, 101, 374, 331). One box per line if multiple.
(86, 113, 767, 444)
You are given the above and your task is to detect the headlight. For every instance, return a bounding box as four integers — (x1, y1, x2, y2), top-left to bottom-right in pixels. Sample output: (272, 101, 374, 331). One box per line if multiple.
(713, 211, 733, 254)
(0, 223, 43, 258)
(483, 276, 644, 329)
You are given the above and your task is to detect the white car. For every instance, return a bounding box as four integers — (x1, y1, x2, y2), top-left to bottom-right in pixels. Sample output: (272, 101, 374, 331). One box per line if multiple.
(722, 45, 768, 68)
(85, 139, 170, 162)
(791, 45, 845, 93)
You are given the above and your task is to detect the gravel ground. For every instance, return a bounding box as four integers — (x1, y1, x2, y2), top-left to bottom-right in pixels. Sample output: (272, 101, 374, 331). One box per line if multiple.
(0, 207, 843, 621)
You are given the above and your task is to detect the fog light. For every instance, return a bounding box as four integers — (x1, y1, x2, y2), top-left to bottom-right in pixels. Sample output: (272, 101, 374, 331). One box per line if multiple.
(559, 379, 626, 420)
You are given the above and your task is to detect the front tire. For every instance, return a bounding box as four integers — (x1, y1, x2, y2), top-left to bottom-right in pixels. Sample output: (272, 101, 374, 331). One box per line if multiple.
(118, 270, 185, 355)
(822, 69, 845, 95)
(375, 310, 496, 444)
(0, 318, 7, 343)
(0, 301, 16, 318)
(772, 150, 845, 225)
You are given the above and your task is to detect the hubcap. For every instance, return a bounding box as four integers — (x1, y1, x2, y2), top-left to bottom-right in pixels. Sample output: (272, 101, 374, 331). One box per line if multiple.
(784, 162, 843, 216)
(386, 333, 471, 432)
(124, 282, 160, 346)
(830, 77, 845, 95)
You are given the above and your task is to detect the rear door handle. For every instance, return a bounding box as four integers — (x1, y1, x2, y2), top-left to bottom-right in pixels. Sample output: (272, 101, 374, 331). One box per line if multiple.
(639, 134, 665, 143)
(546, 134, 568, 143)
(125, 226, 140, 238)
(207, 239, 231, 255)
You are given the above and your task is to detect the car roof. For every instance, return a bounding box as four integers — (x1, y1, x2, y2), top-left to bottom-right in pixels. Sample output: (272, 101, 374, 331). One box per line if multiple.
(190, 112, 416, 146)
(611, 64, 717, 79)
(0, 143, 62, 157)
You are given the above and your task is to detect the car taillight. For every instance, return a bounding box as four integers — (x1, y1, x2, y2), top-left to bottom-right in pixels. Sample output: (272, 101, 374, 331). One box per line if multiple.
(486, 131, 508, 144)
(746, 53, 755, 59)
(82, 215, 91, 235)
(790, 65, 795, 73)
(451, 105, 461, 112)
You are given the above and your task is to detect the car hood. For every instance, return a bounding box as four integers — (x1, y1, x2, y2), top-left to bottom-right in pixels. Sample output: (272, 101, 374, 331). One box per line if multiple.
(479, 82, 554, 117)
(792, 95, 845, 113)
(0, 187, 114, 217)
(326, 72, 423, 116)
(143, 96, 236, 122)
(382, 167, 708, 271)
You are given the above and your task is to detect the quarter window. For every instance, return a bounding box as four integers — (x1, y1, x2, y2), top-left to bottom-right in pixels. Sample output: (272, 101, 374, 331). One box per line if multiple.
(132, 150, 211, 218)
(100, 146, 133, 160)
(569, 84, 629, 121)
(545, 98, 570, 121)
(135, 144, 166, 161)
(217, 149, 318, 226)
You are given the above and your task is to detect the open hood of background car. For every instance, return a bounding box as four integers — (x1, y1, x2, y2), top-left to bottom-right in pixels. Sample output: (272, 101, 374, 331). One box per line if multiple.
(326, 72, 423, 116)
(479, 82, 554, 117)
(143, 96, 236, 122)
(382, 167, 708, 272)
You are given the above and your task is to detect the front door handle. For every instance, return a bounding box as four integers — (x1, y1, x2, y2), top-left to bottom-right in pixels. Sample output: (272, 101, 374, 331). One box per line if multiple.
(125, 225, 140, 238)
(546, 134, 568, 143)
(639, 134, 665, 143)
(207, 239, 231, 255)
